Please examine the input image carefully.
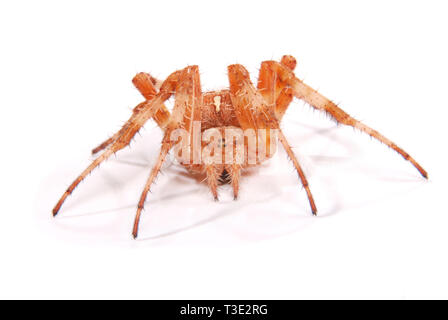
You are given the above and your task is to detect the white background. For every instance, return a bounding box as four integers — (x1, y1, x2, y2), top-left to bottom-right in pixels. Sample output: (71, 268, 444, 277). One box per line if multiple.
(1, 0, 447, 299)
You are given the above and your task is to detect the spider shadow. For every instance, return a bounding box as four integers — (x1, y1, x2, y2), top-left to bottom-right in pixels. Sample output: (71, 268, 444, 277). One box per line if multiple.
(136, 206, 235, 241)
(284, 119, 363, 155)
(58, 186, 200, 219)
(136, 192, 281, 241)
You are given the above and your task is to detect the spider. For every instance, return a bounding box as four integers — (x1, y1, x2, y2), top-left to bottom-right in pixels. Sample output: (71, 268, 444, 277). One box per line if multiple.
(52, 55, 428, 238)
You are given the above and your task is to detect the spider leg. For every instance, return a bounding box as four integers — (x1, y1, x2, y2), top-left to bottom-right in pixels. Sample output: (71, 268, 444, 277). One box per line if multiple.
(228, 64, 278, 165)
(228, 64, 278, 130)
(52, 148, 115, 216)
(273, 87, 294, 121)
(53, 71, 181, 216)
(91, 135, 117, 155)
(132, 65, 203, 238)
(269, 61, 428, 179)
(226, 164, 241, 200)
(228, 64, 317, 214)
(277, 129, 317, 215)
(132, 137, 172, 238)
(132, 72, 171, 130)
(91, 73, 171, 155)
(205, 165, 220, 201)
(257, 55, 296, 121)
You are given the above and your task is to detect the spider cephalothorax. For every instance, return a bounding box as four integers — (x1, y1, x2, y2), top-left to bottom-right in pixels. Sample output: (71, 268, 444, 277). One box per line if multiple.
(53, 55, 427, 238)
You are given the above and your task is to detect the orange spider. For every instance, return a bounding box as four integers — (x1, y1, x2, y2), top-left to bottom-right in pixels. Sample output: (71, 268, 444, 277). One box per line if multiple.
(52, 55, 427, 238)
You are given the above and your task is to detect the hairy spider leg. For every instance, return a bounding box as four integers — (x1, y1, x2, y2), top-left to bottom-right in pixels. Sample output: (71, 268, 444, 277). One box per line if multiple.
(257, 57, 317, 214)
(132, 135, 172, 238)
(91, 72, 171, 155)
(132, 72, 171, 130)
(228, 64, 317, 215)
(257, 55, 295, 121)
(132, 66, 203, 238)
(277, 129, 317, 214)
(178, 67, 224, 202)
(206, 165, 220, 201)
(226, 164, 241, 200)
(52, 72, 180, 217)
(269, 60, 428, 179)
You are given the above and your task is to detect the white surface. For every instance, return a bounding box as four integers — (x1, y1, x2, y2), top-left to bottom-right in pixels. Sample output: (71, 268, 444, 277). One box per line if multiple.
(0, 0, 447, 299)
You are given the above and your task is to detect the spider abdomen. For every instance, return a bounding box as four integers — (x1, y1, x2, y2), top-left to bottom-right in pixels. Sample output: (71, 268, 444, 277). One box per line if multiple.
(175, 124, 277, 176)
(201, 90, 239, 130)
